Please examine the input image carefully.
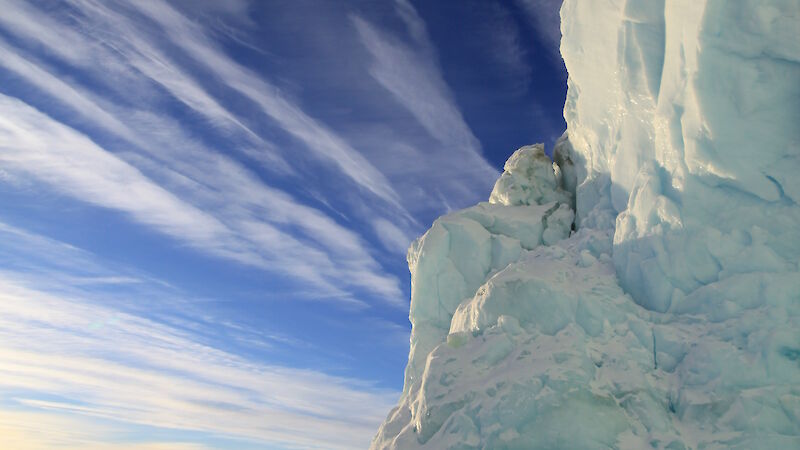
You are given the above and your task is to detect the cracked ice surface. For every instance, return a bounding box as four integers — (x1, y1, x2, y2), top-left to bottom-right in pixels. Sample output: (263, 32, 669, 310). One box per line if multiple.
(372, 1, 799, 448)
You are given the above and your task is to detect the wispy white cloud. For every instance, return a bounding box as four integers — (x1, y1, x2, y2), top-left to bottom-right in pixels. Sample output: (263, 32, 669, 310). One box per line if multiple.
(0, 410, 216, 450)
(0, 0, 99, 66)
(97, 0, 405, 211)
(67, 0, 263, 142)
(514, 0, 564, 60)
(0, 220, 311, 350)
(0, 221, 165, 296)
(0, 0, 497, 237)
(482, 3, 534, 95)
(372, 218, 413, 255)
(0, 273, 398, 450)
(347, 2, 503, 219)
(0, 0, 414, 305)
(0, 94, 232, 244)
(0, 36, 138, 143)
(352, 17, 487, 169)
(0, 225, 397, 449)
(0, 94, 403, 304)
(0, 0, 288, 173)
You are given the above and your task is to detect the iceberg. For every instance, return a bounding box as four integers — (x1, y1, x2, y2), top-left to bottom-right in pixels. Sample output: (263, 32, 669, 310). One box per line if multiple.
(372, 0, 799, 448)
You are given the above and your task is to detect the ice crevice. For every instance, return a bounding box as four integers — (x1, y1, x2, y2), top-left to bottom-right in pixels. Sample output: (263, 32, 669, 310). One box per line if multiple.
(652, 328, 657, 371)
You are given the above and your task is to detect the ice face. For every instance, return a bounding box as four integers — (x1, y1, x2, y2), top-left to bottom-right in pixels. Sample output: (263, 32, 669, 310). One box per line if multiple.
(401, 147, 573, 395)
(561, 0, 800, 313)
(373, 1, 800, 448)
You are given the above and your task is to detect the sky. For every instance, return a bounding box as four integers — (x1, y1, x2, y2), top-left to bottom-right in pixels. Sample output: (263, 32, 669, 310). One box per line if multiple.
(0, 0, 566, 448)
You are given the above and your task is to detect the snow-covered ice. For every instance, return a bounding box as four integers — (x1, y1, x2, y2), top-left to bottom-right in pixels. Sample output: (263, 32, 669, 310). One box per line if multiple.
(372, 0, 799, 448)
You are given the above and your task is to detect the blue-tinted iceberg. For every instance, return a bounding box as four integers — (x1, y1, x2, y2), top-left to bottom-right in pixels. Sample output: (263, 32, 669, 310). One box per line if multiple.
(372, 0, 799, 448)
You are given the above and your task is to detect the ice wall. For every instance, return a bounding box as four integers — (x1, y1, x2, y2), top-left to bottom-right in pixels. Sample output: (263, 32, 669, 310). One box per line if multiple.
(561, 0, 800, 312)
(373, 1, 799, 448)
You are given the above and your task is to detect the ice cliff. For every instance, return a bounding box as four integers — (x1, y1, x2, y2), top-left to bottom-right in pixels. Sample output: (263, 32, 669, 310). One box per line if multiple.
(372, 1, 799, 449)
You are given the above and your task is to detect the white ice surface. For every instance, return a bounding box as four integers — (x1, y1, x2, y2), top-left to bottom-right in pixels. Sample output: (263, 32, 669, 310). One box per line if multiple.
(373, 1, 799, 448)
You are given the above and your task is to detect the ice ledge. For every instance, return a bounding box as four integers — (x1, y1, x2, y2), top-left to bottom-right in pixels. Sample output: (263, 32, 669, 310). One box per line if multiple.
(399, 143, 576, 395)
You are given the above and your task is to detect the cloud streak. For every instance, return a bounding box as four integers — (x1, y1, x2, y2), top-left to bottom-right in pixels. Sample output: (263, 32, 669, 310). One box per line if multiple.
(0, 0, 291, 173)
(0, 274, 397, 450)
(0, 226, 398, 449)
(0, 94, 403, 305)
(111, 0, 404, 210)
(0, 95, 231, 244)
(514, 0, 564, 60)
(0, 0, 418, 306)
(351, 3, 497, 182)
(0, 410, 215, 450)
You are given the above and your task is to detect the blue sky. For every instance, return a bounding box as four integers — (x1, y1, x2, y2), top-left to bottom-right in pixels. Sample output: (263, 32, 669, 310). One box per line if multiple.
(0, 0, 565, 448)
